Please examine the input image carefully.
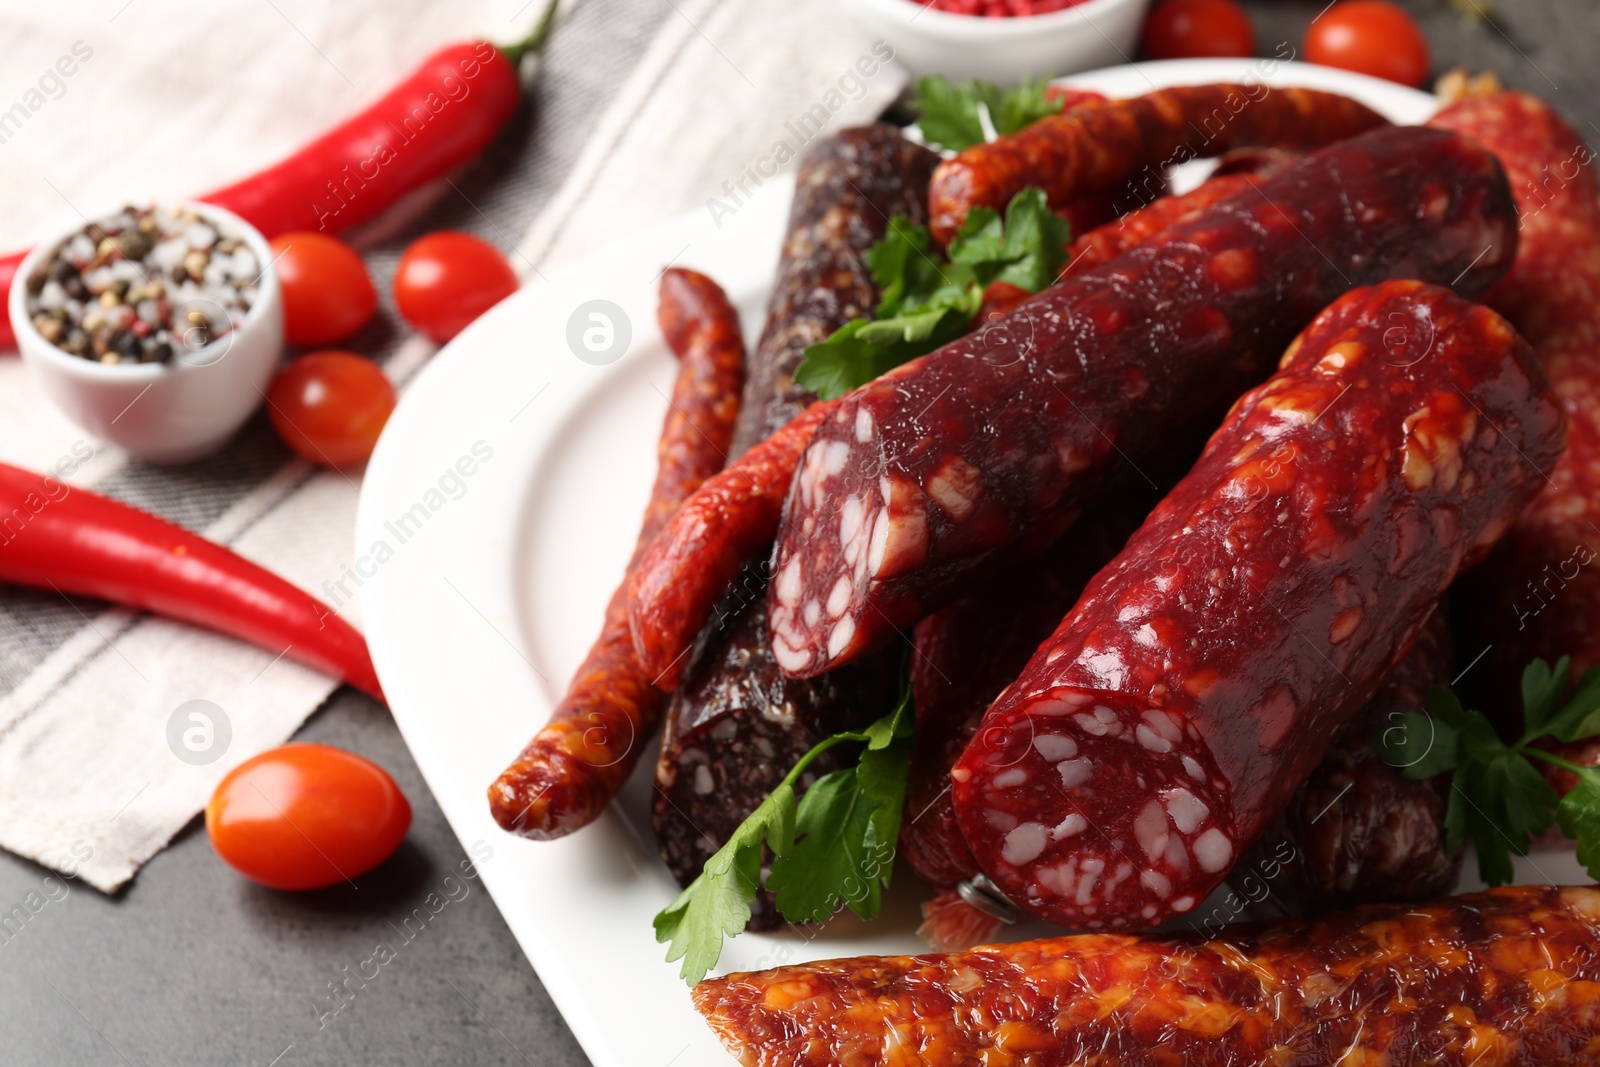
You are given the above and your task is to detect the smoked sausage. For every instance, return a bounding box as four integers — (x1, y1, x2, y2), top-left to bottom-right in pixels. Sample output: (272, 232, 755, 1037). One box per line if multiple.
(1432, 92, 1600, 718)
(913, 562, 1461, 947)
(949, 281, 1563, 932)
(767, 126, 1519, 678)
(695, 884, 1600, 1067)
(904, 496, 1152, 892)
(1060, 146, 1293, 280)
(1236, 611, 1460, 913)
(928, 83, 1387, 243)
(629, 401, 835, 688)
(486, 268, 744, 839)
(729, 126, 940, 454)
(650, 127, 933, 926)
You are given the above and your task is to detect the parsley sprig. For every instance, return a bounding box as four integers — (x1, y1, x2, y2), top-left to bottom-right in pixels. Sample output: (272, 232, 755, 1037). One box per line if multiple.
(1378, 656, 1600, 885)
(910, 74, 1064, 152)
(653, 679, 915, 985)
(793, 187, 1071, 400)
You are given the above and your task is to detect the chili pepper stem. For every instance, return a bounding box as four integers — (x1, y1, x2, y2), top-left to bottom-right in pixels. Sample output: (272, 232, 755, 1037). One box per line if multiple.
(499, 0, 562, 69)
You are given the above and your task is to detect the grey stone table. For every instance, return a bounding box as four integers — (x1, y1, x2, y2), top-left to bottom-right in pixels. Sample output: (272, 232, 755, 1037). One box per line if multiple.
(1, 2, 1594, 1064)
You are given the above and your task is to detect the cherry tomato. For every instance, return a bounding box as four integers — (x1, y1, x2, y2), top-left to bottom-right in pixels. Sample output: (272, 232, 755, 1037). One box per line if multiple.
(1140, 0, 1255, 60)
(267, 232, 377, 347)
(206, 743, 411, 890)
(393, 231, 519, 343)
(1304, 1, 1430, 88)
(267, 351, 396, 468)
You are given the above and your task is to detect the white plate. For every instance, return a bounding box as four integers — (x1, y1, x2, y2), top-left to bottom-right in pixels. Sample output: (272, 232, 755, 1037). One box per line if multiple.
(358, 59, 1579, 1067)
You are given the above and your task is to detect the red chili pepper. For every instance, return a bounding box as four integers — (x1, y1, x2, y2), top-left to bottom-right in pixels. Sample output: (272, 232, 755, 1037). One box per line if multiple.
(0, 5, 555, 350)
(0, 463, 383, 702)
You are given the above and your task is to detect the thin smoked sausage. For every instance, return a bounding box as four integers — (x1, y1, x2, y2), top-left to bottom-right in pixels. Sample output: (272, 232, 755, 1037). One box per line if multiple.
(486, 268, 744, 839)
(927, 83, 1386, 243)
(695, 884, 1600, 1067)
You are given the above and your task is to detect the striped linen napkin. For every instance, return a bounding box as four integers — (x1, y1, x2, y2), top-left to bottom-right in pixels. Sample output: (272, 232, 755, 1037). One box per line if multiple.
(0, 0, 906, 891)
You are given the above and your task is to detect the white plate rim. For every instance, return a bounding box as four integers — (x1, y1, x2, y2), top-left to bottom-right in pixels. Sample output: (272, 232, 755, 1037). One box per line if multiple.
(355, 59, 1545, 1067)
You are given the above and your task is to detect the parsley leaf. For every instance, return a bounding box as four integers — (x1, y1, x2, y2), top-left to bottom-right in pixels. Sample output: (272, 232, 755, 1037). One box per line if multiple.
(992, 75, 1065, 141)
(910, 74, 1064, 152)
(1558, 771, 1600, 877)
(909, 74, 991, 154)
(1375, 708, 1458, 779)
(652, 825, 771, 991)
(793, 303, 977, 401)
(1538, 661, 1600, 742)
(869, 217, 949, 317)
(1521, 656, 1570, 738)
(653, 673, 916, 985)
(652, 777, 793, 985)
(949, 188, 1074, 293)
(794, 187, 1070, 401)
(1457, 758, 1526, 885)
(1380, 656, 1600, 885)
(768, 683, 914, 924)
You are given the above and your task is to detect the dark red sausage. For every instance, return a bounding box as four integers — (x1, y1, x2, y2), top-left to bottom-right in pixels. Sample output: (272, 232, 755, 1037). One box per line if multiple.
(767, 126, 1520, 679)
(904, 496, 1152, 893)
(728, 127, 940, 454)
(650, 127, 934, 927)
(1060, 172, 1256, 279)
(914, 162, 1287, 950)
(1060, 147, 1294, 280)
(694, 884, 1600, 1067)
(486, 268, 743, 839)
(907, 499, 1152, 951)
(1433, 93, 1600, 721)
(947, 281, 1562, 932)
(915, 161, 1276, 949)
(913, 557, 1457, 949)
(1235, 610, 1460, 914)
(653, 600, 898, 930)
(1209, 144, 1303, 177)
(628, 400, 835, 689)
(927, 83, 1388, 244)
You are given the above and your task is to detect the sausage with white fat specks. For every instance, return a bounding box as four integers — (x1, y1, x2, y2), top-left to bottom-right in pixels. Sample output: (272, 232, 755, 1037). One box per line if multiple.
(1433, 92, 1600, 724)
(650, 127, 934, 927)
(767, 127, 1520, 679)
(949, 281, 1562, 932)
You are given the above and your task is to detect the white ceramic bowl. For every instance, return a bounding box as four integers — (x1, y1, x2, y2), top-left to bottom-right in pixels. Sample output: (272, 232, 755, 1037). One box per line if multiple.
(848, 0, 1151, 85)
(11, 201, 283, 465)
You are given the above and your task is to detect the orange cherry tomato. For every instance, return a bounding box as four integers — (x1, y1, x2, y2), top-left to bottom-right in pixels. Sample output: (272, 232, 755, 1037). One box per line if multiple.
(1304, 1, 1430, 88)
(206, 743, 411, 890)
(393, 231, 519, 343)
(266, 350, 396, 468)
(1141, 0, 1256, 60)
(268, 232, 377, 347)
